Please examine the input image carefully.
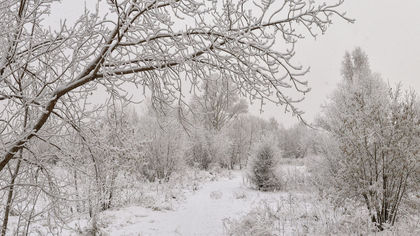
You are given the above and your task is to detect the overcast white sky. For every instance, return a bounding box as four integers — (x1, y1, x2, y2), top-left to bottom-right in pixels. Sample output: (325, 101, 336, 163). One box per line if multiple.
(48, 0, 420, 127)
(256, 0, 420, 127)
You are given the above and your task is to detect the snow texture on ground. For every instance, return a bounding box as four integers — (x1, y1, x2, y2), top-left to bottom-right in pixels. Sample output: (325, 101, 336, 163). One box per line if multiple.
(100, 171, 282, 236)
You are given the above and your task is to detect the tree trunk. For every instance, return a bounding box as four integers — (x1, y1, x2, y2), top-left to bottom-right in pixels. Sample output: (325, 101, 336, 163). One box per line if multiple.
(1, 160, 22, 236)
(1, 108, 28, 236)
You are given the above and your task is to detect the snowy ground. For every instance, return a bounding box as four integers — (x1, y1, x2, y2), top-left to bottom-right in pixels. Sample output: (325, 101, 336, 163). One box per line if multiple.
(98, 171, 284, 236)
(93, 163, 420, 236)
(6, 162, 418, 235)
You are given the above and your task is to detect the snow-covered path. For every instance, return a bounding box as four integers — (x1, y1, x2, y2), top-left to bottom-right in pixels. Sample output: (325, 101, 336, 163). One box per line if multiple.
(101, 171, 279, 236)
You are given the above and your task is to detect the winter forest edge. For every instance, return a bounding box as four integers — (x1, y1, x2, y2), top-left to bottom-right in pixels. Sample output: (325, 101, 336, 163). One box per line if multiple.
(0, 0, 419, 235)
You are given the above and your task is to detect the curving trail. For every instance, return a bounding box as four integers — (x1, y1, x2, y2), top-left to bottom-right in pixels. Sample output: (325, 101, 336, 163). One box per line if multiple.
(101, 171, 280, 236)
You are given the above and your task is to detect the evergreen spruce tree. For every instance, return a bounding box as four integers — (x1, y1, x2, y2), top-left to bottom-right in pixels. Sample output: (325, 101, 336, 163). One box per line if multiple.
(248, 145, 280, 191)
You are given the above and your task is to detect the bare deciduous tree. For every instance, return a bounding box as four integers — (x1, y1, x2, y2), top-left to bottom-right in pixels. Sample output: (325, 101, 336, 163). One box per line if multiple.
(319, 48, 420, 230)
(0, 0, 352, 173)
(191, 74, 248, 131)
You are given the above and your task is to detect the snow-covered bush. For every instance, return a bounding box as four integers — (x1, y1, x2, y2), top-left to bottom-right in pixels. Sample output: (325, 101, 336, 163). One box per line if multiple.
(81, 104, 139, 211)
(278, 124, 308, 158)
(135, 110, 186, 182)
(247, 144, 281, 191)
(278, 123, 325, 159)
(140, 134, 184, 182)
(223, 197, 378, 236)
(223, 200, 282, 236)
(185, 129, 214, 170)
(305, 137, 343, 202)
(226, 115, 277, 169)
(206, 129, 232, 169)
(224, 194, 420, 236)
(185, 128, 230, 170)
(275, 164, 310, 191)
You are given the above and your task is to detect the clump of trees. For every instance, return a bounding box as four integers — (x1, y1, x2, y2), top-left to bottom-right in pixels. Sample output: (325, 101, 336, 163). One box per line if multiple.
(136, 108, 186, 183)
(318, 48, 420, 230)
(276, 122, 323, 159)
(185, 128, 223, 170)
(187, 74, 247, 170)
(279, 124, 309, 158)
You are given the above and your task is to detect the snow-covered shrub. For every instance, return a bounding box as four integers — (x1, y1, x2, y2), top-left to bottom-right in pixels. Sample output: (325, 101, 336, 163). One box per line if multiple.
(197, 128, 231, 170)
(223, 200, 282, 236)
(226, 121, 277, 169)
(79, 104, 139, 211)
(185, 130, 213, 170)
(274, 164, 309, 191)
(140, 131, 184, 182)
(225, 193, 420, 236)
(304, 134, 343, 199)
(278, 124, 308, 158)
(135, 110, 186, 183)
(223, 197, 376, 236)
(225, 116, 257, 169)
(140, 137, 184, 182)
(247, 144, 281, 191)
(185, 128, 230, 170)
